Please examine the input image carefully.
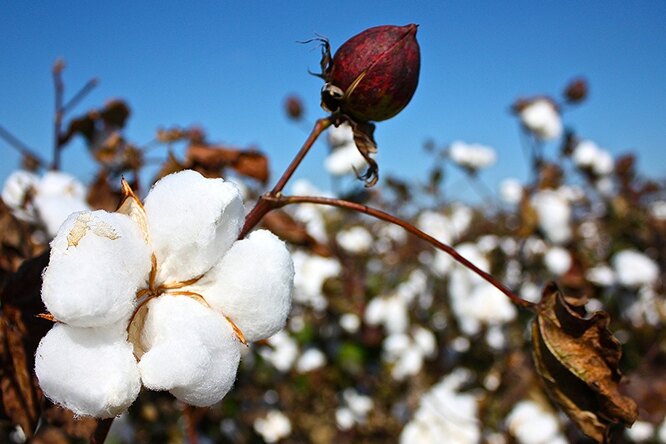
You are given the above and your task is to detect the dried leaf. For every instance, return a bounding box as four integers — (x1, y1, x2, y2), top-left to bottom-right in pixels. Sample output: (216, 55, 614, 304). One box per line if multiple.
(349, 120, 378, 187)
(86, 172, 122, 212)
(0, 252, 51, 438)
(187, 144, 270, 183)
(99, 99, 131, 128)
(532, 282, 638, 443)
(154, 151, 188, 182)
(260, 211, 330, 256)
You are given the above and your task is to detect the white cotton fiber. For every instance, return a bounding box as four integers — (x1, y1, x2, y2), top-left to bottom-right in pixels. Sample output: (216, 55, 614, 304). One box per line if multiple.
(144, 170, 244, 283)
(34, 323, 141, 418)
(138, 296, 241, 407)
(34, 194, 91, 237)
(42, 211, 151, 327)
(194, 229, 294, 342)
(1, 170, 40, 222)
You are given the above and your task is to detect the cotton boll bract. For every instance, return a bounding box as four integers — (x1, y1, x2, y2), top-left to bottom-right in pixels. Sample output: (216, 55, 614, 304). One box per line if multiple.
(144, 170, 245, 283)
(42, 211, 152, 327)
(35, 323, 141, 418)
(192, 229, 294, 342)
(138, 296, 241, 407)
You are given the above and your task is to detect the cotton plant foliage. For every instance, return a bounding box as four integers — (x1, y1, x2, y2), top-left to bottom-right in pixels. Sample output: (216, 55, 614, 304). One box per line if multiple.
(35, 170, 294, 418)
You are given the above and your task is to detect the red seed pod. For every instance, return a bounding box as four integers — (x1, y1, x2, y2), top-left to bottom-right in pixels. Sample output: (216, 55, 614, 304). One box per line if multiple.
(321, 24, 420, 122)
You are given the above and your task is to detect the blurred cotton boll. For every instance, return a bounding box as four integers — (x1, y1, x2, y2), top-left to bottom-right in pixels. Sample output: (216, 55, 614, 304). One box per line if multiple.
(296, 348, 326, 373)
(336, 388, 374, 430)
(572, 139, 614, 176)
(325, 122, 369, 176)
(517, 98, 563, 140)
(543, 246, 572, 276)
(1, 170, 90, 237)
(336, 225, 373, 254)
(448, 140, 497, 171)
(506, 400, 566, 444)
(292, 250, 341, 311)
(612, 250, 659, 288)
(253, 410, 292, 443)
(530, 190, 572, 244)
(500, 178, 523, 205)
(400, 369, 480, 444)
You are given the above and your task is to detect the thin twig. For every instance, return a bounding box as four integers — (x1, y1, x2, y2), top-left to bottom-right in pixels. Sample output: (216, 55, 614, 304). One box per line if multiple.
(52, 60, 65, 170)
(239, 117, 332, 239)
(269, 194, 535, 310)
(62, 77, 99, 115)
(0, 125, 48, 167)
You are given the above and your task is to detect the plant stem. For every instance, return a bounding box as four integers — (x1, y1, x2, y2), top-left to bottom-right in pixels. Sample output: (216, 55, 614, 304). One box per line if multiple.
(90, 418, 114, 444)
(268, 194, 535, 310)
(0, 125, 48, 167)
(52, 61, 65, 171)
(239, 117, 332, 238)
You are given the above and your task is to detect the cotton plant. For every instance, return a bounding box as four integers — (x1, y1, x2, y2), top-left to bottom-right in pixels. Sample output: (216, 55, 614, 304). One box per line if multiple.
(1, 170, 90, 237)
(35, 170, 294, 418)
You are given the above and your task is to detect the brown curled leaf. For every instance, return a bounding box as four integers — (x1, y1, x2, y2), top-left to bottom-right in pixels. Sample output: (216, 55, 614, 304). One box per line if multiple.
(531, 282, 638, 443)
(186, 144, 270, 183)
(349, 120, 378, 187)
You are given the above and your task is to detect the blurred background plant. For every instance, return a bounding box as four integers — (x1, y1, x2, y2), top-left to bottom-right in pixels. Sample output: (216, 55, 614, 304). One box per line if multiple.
(0, 55, 663, 442)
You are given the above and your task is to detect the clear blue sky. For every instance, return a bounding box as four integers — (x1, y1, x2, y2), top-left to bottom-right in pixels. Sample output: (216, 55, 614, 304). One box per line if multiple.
(1, 2, 665, 198)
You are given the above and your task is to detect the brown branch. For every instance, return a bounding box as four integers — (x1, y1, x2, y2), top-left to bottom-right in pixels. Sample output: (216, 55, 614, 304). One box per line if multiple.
(62, 77, 98, 115)
(269, 194, 536, 310)
(0, 125, 48, 167)
(239, 117, 332, 239)
(52, 60, 65, 171)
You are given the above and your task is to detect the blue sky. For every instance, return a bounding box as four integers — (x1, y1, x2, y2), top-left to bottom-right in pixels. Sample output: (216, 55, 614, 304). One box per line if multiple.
(1, 2, 665, 199)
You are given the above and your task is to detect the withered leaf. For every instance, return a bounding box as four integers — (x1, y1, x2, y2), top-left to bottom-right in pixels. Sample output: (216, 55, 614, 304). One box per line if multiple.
(86, 171, 123, 212)
(99, 99, 131, 128)
(260, 211, 330, 257)
(532, 282, 638, 443)
(349, 120, 378, 187)
(0, 251, 51, 438)
(187, 144, 270, 183)
(154, 151, 188, 182)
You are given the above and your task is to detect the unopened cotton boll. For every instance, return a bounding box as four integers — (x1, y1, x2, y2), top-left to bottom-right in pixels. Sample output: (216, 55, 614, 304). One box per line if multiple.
(144, 170, 244, 283)
(192, 229, 293, 342)
(612, 250, 659, 288)
(35, 323, 141, 418)
(42, 211, 152, 327)
(518, 98, 562, 140)
(325, 141, 368, 176)
(138, 296, 241, 407)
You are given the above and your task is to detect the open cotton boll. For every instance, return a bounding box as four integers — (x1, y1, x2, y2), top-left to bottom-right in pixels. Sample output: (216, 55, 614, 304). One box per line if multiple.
(35, 323, 141, 418)
(38, 171, 87, 199)
(42, 211, 151, 327)
(612, 250, 659, 288)
(543, 247, 572, 276)
(328, 122, 354, 147)
(193, 229, 294, 342)
(336, 226, 373, 254)
(34, 194, 91, 237)
(506, 400, 565, 444)
(530, 190, 572, 244)
(138, 296, 241, 407)
(448, 141, 497, 171)
(144, 170, 244, 283)
(1, 170, 40, 222)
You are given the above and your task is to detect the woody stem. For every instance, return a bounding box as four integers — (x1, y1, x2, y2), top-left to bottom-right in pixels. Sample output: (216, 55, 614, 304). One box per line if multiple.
(239, 117, 332, 239)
